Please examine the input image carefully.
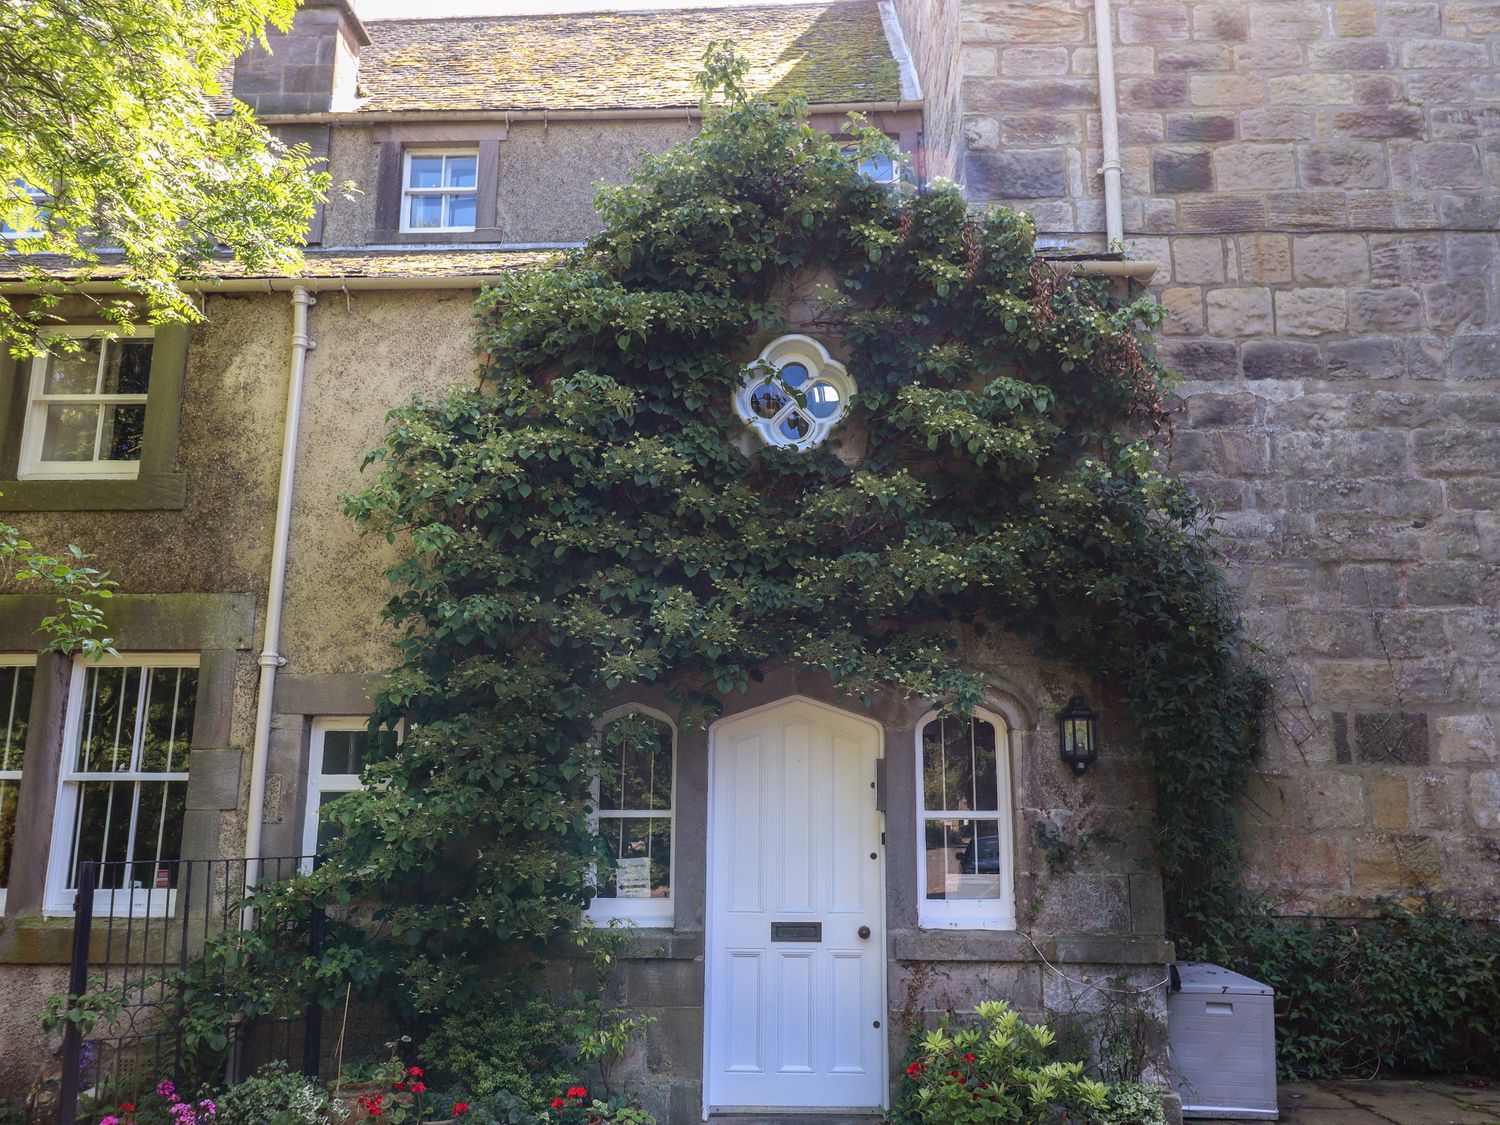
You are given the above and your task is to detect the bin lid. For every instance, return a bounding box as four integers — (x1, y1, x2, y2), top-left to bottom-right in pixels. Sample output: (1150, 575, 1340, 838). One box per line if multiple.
(1173, 962, 1274, 996)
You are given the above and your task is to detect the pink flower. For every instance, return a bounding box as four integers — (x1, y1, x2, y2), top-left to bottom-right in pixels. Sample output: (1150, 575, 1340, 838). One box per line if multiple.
(156, 1081, 177, 1100)
(100, 1116, 120, 1125)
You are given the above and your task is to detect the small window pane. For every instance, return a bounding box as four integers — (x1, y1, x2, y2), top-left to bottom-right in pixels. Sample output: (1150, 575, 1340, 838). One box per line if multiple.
(859, 153, 897, 183)
(40, 404, 99, 461)
(0, 665, 34, 773)
(923, 817, 1002, 900)
(71, 779, 135, 877)
(447, 193, 477, 229)
(101, 405, 145, 462)
(125, 780, 186, 890)
(0, 779, 17, 889)
(320, 729, 395, 776)
(316, 791, 350, 850)
(408, 155, 444, 189)
(101, 340, 152, 395)
(600, 714, 672, 811)
(749, 383, 789, 420)
(777, 411, 811, 441)
(923, 717, 998, 813)
(408, 194, 443, 229)
(138, 668, 195, 773)
(79, 666, 141, 772)
(446, 156, 477, 188)
(599, 817, 671, 900)
(43, 341, 101, 395)
(807, 381, 842, 420)
(779, 362, 810, 390)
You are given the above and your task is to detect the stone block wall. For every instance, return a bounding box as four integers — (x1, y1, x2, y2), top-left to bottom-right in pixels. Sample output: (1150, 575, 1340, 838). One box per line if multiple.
(905, 0, 1500, 915)
(892, 0, 966, 179)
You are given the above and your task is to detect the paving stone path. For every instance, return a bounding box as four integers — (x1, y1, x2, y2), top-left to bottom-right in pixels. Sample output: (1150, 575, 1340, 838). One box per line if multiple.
(1194, 1078, 1500, 1124)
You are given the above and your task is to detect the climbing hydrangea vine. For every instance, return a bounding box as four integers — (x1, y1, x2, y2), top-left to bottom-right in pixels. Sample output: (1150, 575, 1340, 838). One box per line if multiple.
(322, 48, 1265, 1017)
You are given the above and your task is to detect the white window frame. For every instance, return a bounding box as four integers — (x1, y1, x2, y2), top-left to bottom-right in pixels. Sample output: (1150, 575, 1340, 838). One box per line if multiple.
(44, 653, 198, 918)
(398, 149, 479, 234)
(587, 705, 676, 927)
(19, 326, 154, 481)
(0, 654, 36, 913)
(733, 333, 856, 451)
(915, 708, 1016, 931)
(301, 716, 382, 867)
(1, 180, 50, 239)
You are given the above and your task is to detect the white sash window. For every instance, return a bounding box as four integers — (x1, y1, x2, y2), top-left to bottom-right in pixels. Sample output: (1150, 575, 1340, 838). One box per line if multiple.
(916, 710, 1016, 930)
(588, 709, 675, 926)
(46, 656, 197, 916)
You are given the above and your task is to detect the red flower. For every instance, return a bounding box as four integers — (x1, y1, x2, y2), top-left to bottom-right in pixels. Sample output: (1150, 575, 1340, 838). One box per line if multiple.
(407, 1067, 424, 1078)
(120, 1107, 136, 1114)
(567, 1087, 588, 1099)
(964, 1053, 976, 1062)
(550, 1098, 566, 1110)
(452, 1104, 470, 1116)
(394, 1083, 407, 1093)
(905, 1062, 924, 1076)
(410, 1082, 427, 1095)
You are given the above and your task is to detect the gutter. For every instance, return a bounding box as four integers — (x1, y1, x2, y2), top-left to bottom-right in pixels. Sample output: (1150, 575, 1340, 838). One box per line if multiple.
(243, 286, 315, 887)
(254, 100, 924, 126)
(0, 274, 521, 295)
(1094, 0, 1125, 246)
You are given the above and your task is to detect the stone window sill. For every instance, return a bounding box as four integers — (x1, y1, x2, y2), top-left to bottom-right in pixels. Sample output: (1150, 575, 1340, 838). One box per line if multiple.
(368, 228, 508, 246)
(0, 473, 187, 511)
(1042, 258, 1161, 283)
(894, 929, 1173, 965)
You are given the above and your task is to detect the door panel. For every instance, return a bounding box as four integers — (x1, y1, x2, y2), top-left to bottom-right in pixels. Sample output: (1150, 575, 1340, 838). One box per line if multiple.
(706, 700, 886, 1111)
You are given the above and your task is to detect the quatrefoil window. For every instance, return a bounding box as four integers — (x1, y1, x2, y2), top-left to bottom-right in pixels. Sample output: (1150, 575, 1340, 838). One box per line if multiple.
(734, 335, 854, 450)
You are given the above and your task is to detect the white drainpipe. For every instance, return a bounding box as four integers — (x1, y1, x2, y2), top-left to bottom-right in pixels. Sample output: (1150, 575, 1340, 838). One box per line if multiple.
(243, 285, 315, 889)
(1094, 0, 1125, 246)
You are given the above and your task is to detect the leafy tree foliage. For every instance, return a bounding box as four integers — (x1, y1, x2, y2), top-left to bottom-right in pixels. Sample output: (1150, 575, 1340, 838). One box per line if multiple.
(0, 518, 113, 655)
(0, 0, 329, 350)
(305, 50, 1264, 1021)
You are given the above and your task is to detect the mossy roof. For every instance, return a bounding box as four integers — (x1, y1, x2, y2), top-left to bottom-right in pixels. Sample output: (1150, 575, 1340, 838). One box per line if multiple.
(356, 1, 903, 112)
(0, 248, 554, 285)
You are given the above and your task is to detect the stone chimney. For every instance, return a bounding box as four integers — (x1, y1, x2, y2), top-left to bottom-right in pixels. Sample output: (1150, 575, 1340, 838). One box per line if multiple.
(232, 0, 370, 116)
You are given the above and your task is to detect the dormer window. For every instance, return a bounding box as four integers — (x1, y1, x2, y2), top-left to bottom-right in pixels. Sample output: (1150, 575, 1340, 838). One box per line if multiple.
(1, 180, 49, 239)
(400, 151, 478, 233)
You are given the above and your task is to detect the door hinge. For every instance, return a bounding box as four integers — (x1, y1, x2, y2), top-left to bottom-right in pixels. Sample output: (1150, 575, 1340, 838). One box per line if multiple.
(873, 759, 887, 811)
(881, 831, 886, 846)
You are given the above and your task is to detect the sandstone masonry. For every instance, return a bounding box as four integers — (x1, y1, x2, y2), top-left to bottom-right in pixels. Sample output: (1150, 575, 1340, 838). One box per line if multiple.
(910, 0, 1500, 914)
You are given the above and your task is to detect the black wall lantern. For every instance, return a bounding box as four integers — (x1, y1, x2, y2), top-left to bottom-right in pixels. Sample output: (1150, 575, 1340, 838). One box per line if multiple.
(1058, 696, 1100, 776)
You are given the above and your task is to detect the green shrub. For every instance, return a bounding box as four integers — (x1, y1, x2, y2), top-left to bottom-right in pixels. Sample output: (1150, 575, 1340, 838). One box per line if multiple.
(1095, 1083, 1166, 1125)
(1232, 902, 1500, 1078)
(420, 997, 578, 1107)
(889, 1000, 1167, 1125)
(215, 1063, 329, 1125)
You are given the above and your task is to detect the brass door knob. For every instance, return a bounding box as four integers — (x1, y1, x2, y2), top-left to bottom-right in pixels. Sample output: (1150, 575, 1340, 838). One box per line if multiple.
(857, 925, 871, 940)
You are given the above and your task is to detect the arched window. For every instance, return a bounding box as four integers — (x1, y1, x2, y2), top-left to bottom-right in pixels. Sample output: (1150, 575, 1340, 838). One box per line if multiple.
(588, 709, 675, 926)
(915, 710, 1015, 930)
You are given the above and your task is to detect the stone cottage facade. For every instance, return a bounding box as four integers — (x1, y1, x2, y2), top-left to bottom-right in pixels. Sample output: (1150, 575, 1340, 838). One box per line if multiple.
(0, 0, 1494, 1118)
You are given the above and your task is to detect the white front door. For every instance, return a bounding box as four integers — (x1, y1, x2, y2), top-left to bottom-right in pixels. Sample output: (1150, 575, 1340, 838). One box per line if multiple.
(705, 698, 886, 1112)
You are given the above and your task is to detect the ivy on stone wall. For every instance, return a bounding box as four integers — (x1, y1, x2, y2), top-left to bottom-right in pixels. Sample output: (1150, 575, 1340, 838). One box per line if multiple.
(311, 48, 1264, 1019)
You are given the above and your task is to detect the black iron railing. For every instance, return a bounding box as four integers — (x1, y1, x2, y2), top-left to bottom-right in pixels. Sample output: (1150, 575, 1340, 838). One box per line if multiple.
(56, 856, 324, 1125)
